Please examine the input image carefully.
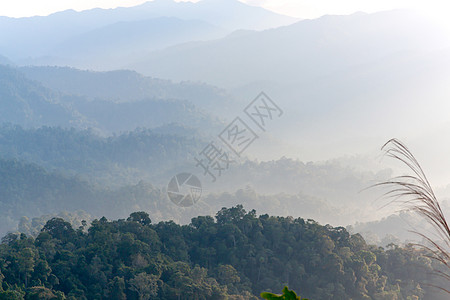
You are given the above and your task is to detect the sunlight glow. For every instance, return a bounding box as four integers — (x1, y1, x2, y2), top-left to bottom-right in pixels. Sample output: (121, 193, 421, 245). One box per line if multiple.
(0, 0, 450, 33)
(0, 0, 417, 18)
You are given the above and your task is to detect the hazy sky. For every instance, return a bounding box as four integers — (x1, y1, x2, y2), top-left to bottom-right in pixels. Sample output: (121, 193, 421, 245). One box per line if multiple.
(1, 0, 449, 20)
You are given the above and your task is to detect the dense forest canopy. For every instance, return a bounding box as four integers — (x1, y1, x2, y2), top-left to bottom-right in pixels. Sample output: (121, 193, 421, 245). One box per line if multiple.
(1, 206, 446, 299)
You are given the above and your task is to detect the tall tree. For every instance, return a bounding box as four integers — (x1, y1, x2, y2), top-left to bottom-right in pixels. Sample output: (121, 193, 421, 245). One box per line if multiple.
(128, 273, 159, 300)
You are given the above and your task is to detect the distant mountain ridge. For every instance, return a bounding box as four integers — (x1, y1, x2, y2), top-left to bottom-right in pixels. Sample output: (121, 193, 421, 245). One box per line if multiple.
(0, 65, 89, 128)
(44, 17, 228, 70)
(0, 65, 224, 134)
(129, 10, 450, 87)
(0, 0, 298, 64)
(115, 9, 450, 167)
(19, 66, 235, 113)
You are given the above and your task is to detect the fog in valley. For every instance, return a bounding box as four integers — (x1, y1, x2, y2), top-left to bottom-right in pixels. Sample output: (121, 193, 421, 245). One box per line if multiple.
(1, 1, 450, 299)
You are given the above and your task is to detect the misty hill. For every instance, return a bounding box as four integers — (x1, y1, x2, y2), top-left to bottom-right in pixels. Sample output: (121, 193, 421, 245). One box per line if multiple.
(0, 125, 390, 196)
(348, 204, 450, 247)
(129, 10, 450, 87)
(0, 156, 334, 237)
(47, 17, 228, 70)
(221, 158, 391, 202)
(0, 158, 204, 237)
(0, 65, 88, 128)
(0, 125, 396, 230)
(0, 151, 400, 246)
(66, 97, 222, 134)
(348, 212, 423, 246)
(0, 159, 100, 234)
(0, 54, 12, 65)
(19, 66, 237, 116)
(1, 65, 223, 134)
(0, 0, 297, 63)
(0, 126, 203, 186)
(122, 9, 450, 171)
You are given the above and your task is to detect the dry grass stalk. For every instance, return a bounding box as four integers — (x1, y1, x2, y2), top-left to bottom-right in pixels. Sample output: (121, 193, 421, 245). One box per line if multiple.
(374, 138, 450, 293)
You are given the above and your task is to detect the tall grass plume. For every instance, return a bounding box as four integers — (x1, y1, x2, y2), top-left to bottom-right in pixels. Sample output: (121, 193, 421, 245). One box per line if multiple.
(374, 138, 450, 293)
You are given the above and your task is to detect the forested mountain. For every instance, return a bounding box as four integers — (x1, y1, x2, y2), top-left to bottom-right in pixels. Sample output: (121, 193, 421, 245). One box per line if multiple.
(66, 97, 221, 134)
(347, 206, 450, 247)
(0, 124, 401, 239)
(0, 65, 223, 134)
(0, 207, 447, 299)
(19, 66, 230, 105)
(0, 152, 364, 237)
(0, 126, 201, 185)
(0, 157, 213, 238)
(0, 159, 99, 236)
(0, 125, 390, 191)
(0, 128, 394, 242)
(19, 66, 237, 119)
(1, 2, 449, 298)
(8, 9, 450, 169)
(0, 66, 88, 128)
(113, 9, 450, 169)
